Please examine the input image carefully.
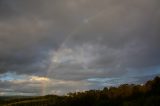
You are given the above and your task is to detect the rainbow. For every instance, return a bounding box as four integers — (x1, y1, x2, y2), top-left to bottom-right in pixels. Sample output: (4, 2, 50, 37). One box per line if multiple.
(41, 9, 107, 95)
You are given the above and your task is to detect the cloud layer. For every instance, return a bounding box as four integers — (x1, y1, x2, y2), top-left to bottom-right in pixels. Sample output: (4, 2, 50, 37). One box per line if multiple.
(0, 0, 160, 95)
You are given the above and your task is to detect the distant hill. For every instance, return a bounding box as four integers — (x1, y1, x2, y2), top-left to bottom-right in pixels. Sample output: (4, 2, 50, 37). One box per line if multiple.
(0, 96, 32, 101)
(1, 76, 160, 106)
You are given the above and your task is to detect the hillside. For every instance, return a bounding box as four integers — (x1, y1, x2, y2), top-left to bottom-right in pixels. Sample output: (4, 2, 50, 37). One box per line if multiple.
(1, 76, 160, 106)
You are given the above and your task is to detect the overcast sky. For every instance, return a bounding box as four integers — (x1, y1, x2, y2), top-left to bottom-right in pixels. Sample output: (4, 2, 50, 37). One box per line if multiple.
(0, 0, 160, 96)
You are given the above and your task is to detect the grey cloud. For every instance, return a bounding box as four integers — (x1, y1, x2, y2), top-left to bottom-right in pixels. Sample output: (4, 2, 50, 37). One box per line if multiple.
(0, 0, 160, 95)
(0, 74, 91, 95)
(0, 80, 42, 95)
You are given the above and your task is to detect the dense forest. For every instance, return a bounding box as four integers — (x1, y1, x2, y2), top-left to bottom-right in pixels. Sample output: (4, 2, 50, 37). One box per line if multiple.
(1, 76, 160, 106)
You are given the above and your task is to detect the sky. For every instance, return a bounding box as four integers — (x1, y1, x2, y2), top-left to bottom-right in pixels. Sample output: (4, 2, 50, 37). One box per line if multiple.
(0, 0, 160, 96)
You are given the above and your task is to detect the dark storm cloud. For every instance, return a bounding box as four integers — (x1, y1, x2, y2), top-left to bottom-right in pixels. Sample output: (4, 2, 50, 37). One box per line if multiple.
(0, 0, 160, 95)
(0, 0, 67, 74)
